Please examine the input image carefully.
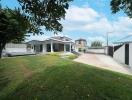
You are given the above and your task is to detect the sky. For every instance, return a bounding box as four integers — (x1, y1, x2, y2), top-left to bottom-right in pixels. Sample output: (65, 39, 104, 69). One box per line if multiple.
(1, 0, 132, 46)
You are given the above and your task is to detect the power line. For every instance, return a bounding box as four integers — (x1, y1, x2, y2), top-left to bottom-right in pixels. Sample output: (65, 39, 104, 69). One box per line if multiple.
(116, 34, 132, 42)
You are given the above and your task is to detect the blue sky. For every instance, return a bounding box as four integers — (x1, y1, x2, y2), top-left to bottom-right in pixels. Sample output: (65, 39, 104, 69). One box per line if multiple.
(1, 0, 132, 46)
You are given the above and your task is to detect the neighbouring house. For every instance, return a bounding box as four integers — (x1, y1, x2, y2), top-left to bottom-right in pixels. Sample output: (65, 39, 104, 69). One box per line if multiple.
(113, 35, 132, 67)
(75, 38, 87, 52)
(2, 36, 74, 56)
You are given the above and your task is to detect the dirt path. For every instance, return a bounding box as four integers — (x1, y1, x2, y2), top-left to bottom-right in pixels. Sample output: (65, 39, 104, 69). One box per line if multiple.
(74, 53, 132, 75)
(15, 60, 33, 78)
(20, 64, 33, 78)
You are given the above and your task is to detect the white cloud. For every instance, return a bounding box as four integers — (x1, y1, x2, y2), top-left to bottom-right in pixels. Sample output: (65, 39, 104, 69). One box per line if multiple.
(63, 6, 132, 37)
(63, 6, 113, 34)
(27, 5, 132, 43)
(87, 36, 106, 46)
(129, 33, 132, 34)
(26, 35, 49, 42)
(112, 17, 132, 34)
(83, 18, 113, 33)
(88, 36, 106, 42)
(65, 6, 99, 22)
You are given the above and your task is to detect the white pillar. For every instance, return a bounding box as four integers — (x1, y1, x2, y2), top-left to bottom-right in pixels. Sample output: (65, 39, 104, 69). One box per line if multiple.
(31, 45, 34, 53)
(64, 43, 66, 53)
(43, 44, 46, 53)
(69, 43, 71, 52)
(51, 41, 53, 52)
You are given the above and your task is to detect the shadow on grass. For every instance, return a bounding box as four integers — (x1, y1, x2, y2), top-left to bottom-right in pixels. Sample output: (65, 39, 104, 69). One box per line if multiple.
(0, 68, 11, 92)
(3, 63, 132, 100)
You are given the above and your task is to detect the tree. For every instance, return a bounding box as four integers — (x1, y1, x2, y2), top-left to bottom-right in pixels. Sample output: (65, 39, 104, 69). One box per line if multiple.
(0, 0, 72, 58)
(17, 0, 72, 32)
(91, 40, 103, 48)
(111, 0, 132, 18)
(0, 8, 31, 58)
(0, 0, 72, 33)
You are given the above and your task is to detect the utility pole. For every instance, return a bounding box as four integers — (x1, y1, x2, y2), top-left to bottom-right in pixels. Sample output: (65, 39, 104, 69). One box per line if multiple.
(106, 31, 114, 47)
(106, 31, 114, 55)
(107, 32, 109, 47)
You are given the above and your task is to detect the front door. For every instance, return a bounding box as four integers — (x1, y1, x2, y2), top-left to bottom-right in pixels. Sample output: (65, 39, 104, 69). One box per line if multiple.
(125, 44, 129, 65)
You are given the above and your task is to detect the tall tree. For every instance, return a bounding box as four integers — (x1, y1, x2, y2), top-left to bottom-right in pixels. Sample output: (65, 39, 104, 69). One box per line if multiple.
(0, 0, 72, 58)
(0, 8, 31, 58)
(17, 0, 72, 32)
(111, 0, 132, 18)
(91, 40, 103, 48)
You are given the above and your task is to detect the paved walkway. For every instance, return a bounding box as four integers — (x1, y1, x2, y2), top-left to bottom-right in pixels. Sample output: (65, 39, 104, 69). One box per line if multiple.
(74, 53, 132, 75)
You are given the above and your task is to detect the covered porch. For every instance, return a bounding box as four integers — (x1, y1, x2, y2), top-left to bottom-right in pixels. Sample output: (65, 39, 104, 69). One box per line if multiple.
(45, 40, 73, 53)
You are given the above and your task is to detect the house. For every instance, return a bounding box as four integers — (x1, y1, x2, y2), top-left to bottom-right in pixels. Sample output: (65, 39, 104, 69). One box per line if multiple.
(75, 38, 87, 52)
(113, 35, 132, 67)
(27, 36, 74, 53)
(2, 36, 74, 56)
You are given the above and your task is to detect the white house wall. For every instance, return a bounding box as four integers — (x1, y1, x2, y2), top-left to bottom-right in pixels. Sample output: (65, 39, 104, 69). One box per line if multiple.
(4, 43, 27, 53)
(104, 47, 108, 55)
(113, 45, 125, 64)
(129, 43, 132, 67)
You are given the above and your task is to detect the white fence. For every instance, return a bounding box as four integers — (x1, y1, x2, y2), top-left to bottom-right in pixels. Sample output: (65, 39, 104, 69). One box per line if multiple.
(129, 43, 132, 67)
(86, 48, 105, 54)
(113, 43, 132, 67)
(113, 45, 125, 64)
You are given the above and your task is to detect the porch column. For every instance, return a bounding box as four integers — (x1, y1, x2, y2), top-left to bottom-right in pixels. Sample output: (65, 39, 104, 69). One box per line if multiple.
(69, 43, 71, 52)
(64, 43, 66, 53)
(43, 44, 46, 53)
(31, 45, 34, 53)
(51, 41, 53, 52)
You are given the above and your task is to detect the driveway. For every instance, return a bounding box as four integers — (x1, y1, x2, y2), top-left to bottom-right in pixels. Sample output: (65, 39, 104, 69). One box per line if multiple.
(74, 53, 132, 75)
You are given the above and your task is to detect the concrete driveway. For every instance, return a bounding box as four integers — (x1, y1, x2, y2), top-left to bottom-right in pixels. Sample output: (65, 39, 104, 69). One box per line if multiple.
(74, 53, 132, 75)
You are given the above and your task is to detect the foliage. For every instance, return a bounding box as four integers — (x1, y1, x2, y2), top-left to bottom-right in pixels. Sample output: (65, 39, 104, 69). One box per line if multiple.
(17, 0, 73, 33)
(0, 0, 72, 58)
(91, 40, 103, 48)
(111, 0, 132, 18)
(0, 7, 31, 58)
(0, 55, 132, 100)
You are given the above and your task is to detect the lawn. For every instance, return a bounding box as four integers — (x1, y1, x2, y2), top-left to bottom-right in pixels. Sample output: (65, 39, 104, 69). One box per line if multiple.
(0, 55, 132, 100)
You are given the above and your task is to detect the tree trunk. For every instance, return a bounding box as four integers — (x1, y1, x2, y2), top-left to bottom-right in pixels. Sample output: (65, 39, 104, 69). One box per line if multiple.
(0, 50, 2, 59)
(0, 42, 6, 59)
(0, 45, 2, 59)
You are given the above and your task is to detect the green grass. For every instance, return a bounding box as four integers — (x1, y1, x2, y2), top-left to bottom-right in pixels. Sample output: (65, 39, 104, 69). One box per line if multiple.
(63, 54, 78, 60)
(0, 55, 132, 100)
(46, 52, 61, 57)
